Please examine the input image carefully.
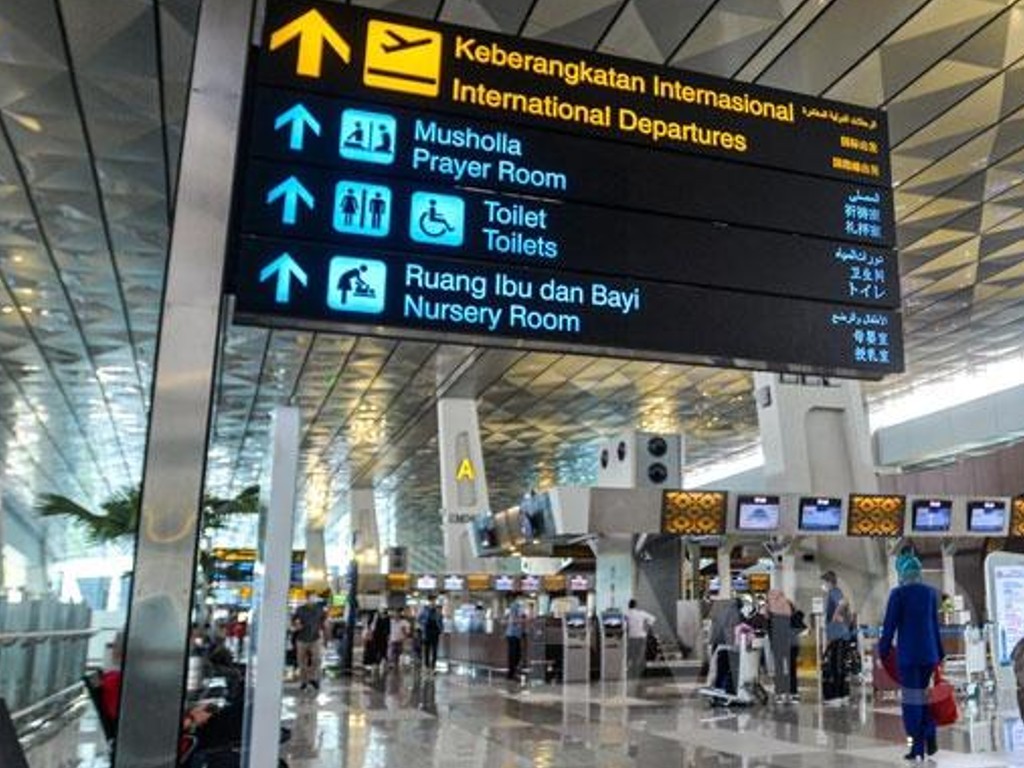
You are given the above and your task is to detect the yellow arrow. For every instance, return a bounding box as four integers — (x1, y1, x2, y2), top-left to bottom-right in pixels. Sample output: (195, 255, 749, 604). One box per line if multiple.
(269, 8, 350, 78)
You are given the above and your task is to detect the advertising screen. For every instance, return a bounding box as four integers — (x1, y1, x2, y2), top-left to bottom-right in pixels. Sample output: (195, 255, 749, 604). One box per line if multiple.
(798, 497, 843, 532)
(968, 500, 1007, 533)
(519, 491, 554, 541)
(912, 499, 952, 532)
(736, 495, 780, 531)
(994, 565, 1024, 665)
(470, 515, 500, 555)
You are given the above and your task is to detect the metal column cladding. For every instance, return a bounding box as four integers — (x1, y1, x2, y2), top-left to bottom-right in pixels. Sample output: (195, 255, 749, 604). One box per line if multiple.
(115, 1, 255, 765)
(228, 0, 901, 379)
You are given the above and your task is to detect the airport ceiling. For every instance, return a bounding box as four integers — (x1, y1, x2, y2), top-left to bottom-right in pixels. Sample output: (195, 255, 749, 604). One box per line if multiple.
(3, 0, 1024, 563)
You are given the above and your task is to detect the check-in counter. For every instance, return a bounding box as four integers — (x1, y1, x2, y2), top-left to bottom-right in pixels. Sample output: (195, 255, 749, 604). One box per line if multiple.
(441, 617, 571, 679)
(441, 625, 510, 671)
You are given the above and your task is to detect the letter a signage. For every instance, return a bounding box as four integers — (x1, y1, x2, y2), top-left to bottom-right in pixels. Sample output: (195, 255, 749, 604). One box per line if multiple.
(455, 458, 475, 482)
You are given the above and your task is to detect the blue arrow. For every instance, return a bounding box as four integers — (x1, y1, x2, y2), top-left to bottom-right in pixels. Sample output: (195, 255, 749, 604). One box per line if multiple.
(259, 253, 308, 304)
(265, 176, 314, 225)
(273, 103, 321, 151)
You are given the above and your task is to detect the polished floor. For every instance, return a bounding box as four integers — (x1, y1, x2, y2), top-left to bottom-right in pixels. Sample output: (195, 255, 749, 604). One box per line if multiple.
(278, 670, 1024, 768)
(26, 671, 1024, 767)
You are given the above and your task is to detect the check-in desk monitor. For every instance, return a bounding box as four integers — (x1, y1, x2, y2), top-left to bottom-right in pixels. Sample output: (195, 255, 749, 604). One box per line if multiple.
(562, 610, 591, 683)
(911, 498, 953, 534)
(798, 497, 843, 533)
(735, 494, 780, 532)
(968, 499, 1008, 535)
(599, 609, 626, 681)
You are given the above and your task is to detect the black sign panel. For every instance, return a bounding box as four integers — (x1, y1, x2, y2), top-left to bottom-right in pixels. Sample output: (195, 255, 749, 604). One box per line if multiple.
(234, 236, 903, 376)
(257, 2, 890, 187)
(246, 89, 895, 249)
(239, 160, 897, 308)
(228, 1, 903, 377)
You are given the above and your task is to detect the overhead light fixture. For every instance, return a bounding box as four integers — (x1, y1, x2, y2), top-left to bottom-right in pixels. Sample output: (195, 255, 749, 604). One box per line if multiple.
(9, 113, 42, 133)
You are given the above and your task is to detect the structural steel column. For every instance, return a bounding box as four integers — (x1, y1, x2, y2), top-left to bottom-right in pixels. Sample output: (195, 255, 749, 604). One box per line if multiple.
(115, 1, 254, 764)
(242, 407, 300, 768)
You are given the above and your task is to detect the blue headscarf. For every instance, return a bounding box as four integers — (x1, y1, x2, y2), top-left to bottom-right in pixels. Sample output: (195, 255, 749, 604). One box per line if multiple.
(896, 552, 922, 583)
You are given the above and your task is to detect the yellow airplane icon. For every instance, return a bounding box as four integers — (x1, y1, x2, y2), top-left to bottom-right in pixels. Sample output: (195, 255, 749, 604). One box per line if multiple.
(364, 20, 442, 97)
(270, 8, 350, 78)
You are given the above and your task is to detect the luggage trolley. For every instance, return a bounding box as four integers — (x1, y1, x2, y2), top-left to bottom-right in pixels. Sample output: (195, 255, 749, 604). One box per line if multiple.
(698, 631, 769, 707)
(939, 624, 988, 700)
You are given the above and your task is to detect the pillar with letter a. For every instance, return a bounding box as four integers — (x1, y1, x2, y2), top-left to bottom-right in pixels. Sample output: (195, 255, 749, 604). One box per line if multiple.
(437, 398, 491, 573)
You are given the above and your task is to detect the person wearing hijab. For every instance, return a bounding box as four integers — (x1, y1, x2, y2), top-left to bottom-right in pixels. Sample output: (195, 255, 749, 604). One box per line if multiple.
(879, 552, 945, 761)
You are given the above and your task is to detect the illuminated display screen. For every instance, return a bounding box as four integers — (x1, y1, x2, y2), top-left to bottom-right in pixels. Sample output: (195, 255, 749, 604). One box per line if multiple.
(210, 548, 304, 586)
(847, 495, 905, 537)
(661, 491, 727, 535)
(492, 574, 518, 591)
(470, 515, 500, 555)
(968, 500, 1007, 533)
(565, 612, 588, 629)
(415, 575, 438, 591)
(542, 575, 566, 592)
(735, 494, 780, 531)
(443, 574, 466, 591)
(230, 1, 899, 379)
(568, 574, 594, 592)
(519, 492, 554, 541)
(465, 574, 492, 592)
(798, 497, 843, 532)
(912, 499, 952, 533)
(520, 575, 541, 592)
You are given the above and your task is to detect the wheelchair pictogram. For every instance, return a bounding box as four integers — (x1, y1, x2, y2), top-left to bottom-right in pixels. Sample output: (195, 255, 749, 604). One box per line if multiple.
(409, 192, 465, 247)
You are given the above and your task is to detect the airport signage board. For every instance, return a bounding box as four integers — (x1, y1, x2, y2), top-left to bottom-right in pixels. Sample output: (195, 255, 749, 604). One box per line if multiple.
(229, 1, 901, 378)
(237, 236, 900, 372)
(257, 2, 890, 186)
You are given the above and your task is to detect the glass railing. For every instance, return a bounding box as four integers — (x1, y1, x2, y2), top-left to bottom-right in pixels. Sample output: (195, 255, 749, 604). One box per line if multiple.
(0, 596, 92, 714)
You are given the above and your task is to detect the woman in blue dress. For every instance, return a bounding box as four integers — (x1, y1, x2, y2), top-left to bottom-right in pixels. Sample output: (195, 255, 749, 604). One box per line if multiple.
(878, 552, 945, 761)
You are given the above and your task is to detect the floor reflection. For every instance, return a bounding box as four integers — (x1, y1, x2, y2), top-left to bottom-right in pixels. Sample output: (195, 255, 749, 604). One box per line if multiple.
(26, 671, 1024, 767)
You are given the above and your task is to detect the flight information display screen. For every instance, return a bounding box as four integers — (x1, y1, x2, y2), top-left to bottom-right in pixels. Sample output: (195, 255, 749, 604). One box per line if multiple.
(912, 499, 953, 533)
(798, 497, 843, 532)
(968, 500, 1007, 533)
(735, 495, 780, 531)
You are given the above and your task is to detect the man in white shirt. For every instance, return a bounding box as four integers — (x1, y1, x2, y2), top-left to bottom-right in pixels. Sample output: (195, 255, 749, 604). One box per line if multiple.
(625, 599, 656, 679)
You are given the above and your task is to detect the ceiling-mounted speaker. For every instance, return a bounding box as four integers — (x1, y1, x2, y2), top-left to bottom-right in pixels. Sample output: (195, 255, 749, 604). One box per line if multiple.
(595, 431, 683, 489)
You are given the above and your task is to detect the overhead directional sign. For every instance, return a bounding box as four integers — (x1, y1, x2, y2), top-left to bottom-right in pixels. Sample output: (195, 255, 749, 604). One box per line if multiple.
(257, 2, 891, 186)
(265, 174, 315, 225)
(273, 103, 321, 150)
(236, 236, 902, 375)
(268, 8, 350, 78)
(228, 1, 902, 378)
(259, 252, 308, 304)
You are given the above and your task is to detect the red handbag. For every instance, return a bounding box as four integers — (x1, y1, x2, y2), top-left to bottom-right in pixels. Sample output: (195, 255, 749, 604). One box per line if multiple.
(928, 667, 958, 726)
